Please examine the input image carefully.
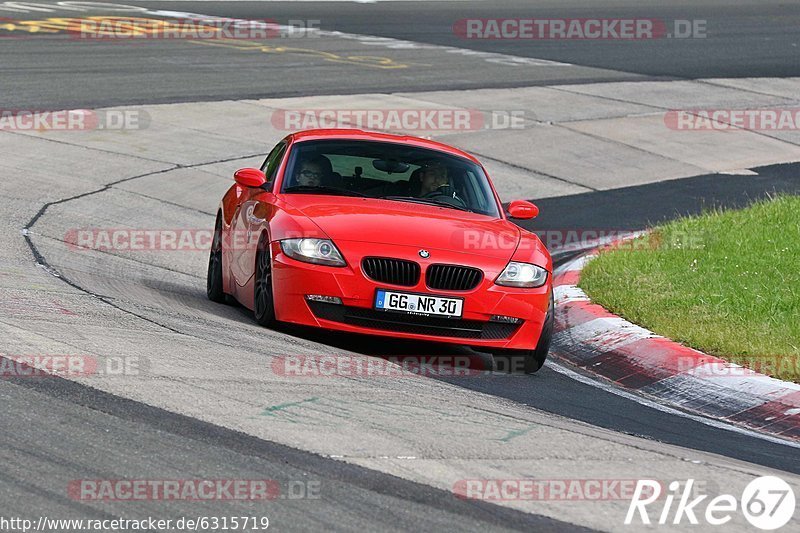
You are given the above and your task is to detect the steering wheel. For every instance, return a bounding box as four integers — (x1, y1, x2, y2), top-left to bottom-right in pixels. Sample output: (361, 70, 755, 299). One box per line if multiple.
(422, 185, 467, 208)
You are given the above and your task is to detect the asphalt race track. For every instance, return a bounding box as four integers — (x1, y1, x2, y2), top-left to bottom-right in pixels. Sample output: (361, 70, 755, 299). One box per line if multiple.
(2, 1, 800, 531)
(3, 0, 800, 108)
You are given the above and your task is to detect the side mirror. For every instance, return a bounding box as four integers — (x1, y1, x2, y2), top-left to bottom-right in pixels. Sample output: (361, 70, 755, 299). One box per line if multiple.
(507, 200, 539, 220)
(233, 168, 266, 188)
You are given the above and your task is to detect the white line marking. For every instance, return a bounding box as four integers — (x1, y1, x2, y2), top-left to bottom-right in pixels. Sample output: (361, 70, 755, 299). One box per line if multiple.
(687, 363, 800, 397)
(554, 316, 655, 352)
(553, 284, 589, 305)
(546, 360, 800, 449)
(719, 169, 759, 175)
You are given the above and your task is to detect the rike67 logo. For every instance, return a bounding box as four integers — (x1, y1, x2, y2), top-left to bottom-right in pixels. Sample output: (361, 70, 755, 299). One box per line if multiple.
(626, 477, 796, 530)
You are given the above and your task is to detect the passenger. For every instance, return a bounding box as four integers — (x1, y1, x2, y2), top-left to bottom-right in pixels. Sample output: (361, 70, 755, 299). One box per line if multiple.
(293, 155, 332, 187)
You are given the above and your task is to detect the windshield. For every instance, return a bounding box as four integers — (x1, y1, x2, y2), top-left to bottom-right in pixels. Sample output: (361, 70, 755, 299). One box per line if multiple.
(281, 139, 501, 217)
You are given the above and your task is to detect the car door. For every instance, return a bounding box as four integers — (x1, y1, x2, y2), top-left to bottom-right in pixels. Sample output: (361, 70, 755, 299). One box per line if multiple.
(230, 141, 288, 287)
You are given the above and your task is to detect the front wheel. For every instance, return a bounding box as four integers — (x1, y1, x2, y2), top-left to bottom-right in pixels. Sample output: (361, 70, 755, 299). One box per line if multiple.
(207, 214, 226, 303)
(253, 234, 277, 327)
(493, 291, 554, 374)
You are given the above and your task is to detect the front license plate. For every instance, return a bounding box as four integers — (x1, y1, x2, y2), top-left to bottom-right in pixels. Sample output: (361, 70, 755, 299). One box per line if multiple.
(374, 289, 463, 318)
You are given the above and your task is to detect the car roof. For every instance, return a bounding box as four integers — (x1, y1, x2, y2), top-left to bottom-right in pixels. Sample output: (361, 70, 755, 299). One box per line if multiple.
(287, 129, 481, 164)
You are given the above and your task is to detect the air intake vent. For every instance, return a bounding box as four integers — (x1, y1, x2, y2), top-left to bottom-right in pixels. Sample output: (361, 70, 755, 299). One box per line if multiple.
(362, 257, 420, 286)
(426, 264, 483, 291)
(307, 301, 522, 340)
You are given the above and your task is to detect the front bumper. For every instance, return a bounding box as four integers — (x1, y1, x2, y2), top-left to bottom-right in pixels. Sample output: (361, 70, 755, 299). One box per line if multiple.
(270, 241, 551, 350)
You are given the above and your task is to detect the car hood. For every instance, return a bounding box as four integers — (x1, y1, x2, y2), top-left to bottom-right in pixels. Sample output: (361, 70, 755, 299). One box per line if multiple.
(283, 195, 522, 260)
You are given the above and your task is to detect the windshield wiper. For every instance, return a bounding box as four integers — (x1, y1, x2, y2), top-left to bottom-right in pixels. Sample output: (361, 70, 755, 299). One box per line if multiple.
(378, 195, 471, 212)
(283, 185, 367, 197)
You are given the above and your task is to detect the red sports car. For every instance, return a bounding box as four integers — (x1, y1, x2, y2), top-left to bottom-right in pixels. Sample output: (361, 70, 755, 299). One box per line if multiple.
(207, 129, 553, 372)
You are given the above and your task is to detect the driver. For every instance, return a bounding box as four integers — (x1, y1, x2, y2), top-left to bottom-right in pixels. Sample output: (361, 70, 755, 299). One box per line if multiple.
(417, 160, 450, 197)
(293, 155, 332, 187)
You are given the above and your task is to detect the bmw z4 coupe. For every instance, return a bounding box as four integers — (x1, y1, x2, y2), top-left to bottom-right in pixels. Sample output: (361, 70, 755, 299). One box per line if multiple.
(207, 129, 553, 372)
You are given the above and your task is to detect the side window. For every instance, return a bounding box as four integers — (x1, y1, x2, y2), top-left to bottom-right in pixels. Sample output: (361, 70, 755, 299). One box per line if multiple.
(260, 141, 288, 189)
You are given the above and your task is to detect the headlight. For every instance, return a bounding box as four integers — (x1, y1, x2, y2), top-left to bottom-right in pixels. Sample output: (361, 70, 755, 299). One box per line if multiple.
(280, 238, 346, 267)
(495, 261, 548, 288)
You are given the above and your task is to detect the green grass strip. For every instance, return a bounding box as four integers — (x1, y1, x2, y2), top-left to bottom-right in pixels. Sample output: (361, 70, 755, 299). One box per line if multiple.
(578, 195, 800, 382)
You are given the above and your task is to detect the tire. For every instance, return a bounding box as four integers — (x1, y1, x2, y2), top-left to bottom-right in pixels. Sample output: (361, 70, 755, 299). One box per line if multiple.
(253, 233, 277, 327)
(207, 214, 226, 303)
(493, 291, 554, 374)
